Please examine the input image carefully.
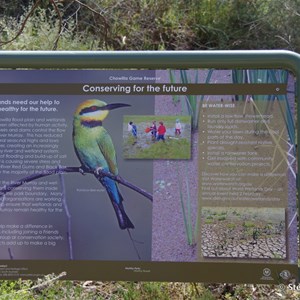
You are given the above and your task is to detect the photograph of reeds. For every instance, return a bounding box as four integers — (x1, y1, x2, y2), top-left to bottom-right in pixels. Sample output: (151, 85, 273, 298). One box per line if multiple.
(151, 70, 205, 261)
(200, 207, 286, 259)
(151, 68, 296, 263)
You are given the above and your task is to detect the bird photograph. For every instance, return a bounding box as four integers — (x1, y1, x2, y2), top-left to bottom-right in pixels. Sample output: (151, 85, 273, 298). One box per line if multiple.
(72, 99, 134, 230)
(71, 97, 152, 261)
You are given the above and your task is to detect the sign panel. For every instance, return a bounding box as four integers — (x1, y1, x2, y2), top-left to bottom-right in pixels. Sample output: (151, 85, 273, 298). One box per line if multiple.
(0, 60, 297, 283)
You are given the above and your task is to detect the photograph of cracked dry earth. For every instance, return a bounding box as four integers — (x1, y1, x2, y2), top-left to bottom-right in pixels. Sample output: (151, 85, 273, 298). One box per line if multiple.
(150, 69, 297, 266)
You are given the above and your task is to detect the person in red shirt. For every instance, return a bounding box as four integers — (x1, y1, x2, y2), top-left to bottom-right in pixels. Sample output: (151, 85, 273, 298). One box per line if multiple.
(157, 121, 166, 142)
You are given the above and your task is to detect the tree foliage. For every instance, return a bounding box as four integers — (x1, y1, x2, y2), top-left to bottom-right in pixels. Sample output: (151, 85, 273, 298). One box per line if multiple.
(0, 0, 299, 51)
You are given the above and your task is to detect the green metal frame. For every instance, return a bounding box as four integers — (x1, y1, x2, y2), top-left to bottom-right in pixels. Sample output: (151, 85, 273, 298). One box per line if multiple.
(0, 49, 299, 279)
(0, 50, 299, 70)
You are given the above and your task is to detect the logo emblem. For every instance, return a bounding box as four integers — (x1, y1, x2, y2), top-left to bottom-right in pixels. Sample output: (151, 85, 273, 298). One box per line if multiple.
(279, 270, 291, 280)
(263, 268, 271, 277)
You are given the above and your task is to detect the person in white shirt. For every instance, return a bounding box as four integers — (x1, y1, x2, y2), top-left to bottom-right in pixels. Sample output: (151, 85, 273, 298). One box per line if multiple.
(175, 119, 182, 136)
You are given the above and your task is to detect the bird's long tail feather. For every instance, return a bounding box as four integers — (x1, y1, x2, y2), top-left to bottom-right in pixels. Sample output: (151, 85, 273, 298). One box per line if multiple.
(111, 199, 134, 229)
(100, 176, 134, 229)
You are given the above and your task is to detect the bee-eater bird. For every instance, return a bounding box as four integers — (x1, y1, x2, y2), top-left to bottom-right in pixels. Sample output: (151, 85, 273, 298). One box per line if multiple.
(73, 99, 134, 229)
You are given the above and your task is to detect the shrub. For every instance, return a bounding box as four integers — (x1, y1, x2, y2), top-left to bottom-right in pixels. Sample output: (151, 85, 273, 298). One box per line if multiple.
(2, 0, 299, 51)
(0, 3, 96, 50)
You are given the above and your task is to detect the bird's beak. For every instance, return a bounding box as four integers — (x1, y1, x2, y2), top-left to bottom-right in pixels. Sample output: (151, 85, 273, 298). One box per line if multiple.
(101, 103, 131, 111)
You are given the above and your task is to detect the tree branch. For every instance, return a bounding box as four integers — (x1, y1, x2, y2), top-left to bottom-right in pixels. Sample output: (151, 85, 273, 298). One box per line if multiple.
(50, 0, 63, 50)
(0, 0, 42, 46)
(0, 166, 153, 202)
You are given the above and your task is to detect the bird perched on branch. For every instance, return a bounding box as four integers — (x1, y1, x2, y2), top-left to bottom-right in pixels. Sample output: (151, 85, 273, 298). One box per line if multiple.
(73, 99, 134, 229)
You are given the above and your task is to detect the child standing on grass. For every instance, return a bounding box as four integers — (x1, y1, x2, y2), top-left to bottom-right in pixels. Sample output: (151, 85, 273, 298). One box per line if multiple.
(129, 121, 137, 144)
(129, 121, 137, 137)
(150, 121, 157, 141)
(157, 121, 166, 142)
(175, 119, 182, 136)
(128, 122, 133, 133)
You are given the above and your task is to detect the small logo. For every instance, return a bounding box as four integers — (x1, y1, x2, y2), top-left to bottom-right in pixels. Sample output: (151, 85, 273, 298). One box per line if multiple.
(260, 268, 274, 281)
(279, 270, 291, 280)
(263, 268, 271, 277)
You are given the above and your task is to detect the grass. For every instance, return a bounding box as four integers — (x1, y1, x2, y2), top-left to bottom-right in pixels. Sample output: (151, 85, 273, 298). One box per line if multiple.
(125, 135, 137, 146)
(123, 115, 191, 125)
(205, 219, 214, 224)
(243, 221, 255, 228)
(123, 115, 191, 159)
(1, 277, 298, 299)
(217, 216, 226, 221)
(0, 278, 218, 300)
(177, 161, 197, 246)
(168, 70, 213, 247)
(227, 223, 236, 229)
(124, 138, 190, 159)
(232, 210, 241, 216)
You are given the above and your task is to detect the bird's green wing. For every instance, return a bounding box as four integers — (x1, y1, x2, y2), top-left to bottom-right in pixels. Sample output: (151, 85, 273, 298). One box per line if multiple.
(97, 129, 118, 175)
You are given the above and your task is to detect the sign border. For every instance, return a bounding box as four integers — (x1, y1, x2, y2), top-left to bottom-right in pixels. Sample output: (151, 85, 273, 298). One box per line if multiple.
(0, 50, 299, 281)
